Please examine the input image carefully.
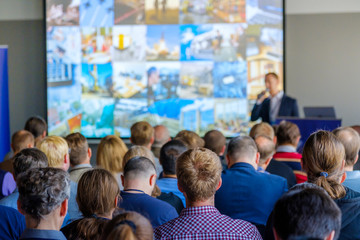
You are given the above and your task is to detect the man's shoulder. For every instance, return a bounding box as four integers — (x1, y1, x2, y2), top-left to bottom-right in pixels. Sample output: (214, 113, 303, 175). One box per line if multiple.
(283, 94, 297, 103)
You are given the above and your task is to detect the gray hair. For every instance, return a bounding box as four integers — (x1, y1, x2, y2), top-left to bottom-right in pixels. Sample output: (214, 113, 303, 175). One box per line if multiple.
(13, 148, 48, 178)
(17, 167, 70, 226)
(227, 136, 258, 162)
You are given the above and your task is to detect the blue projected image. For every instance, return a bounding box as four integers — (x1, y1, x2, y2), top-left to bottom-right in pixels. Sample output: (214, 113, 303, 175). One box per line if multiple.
(80, 0, 114, 27)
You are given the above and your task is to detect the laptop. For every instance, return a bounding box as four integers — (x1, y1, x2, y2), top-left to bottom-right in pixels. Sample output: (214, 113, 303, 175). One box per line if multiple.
(303, 107, 336, 119)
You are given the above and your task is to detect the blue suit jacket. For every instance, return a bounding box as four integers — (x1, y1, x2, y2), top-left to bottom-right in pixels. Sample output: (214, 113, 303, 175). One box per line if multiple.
(215, 162, 288, 225)
(251, 94, 299, 123)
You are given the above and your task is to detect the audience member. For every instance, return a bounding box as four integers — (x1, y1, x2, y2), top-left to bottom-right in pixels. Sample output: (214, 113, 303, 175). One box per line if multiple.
(17, 167, 69, 240)
(96, 135, 128, 189)
(250, 122, 297, 188)
(0, 148, 48, 209)
(155, 148, 262, 239)
(273, 121, 307, 183)
(273, 185, 341, 240)
(152, 125, 171, 159)
(157, 140, 187, 206)
(302, 130, 360, 239)
(24, 116, 47, 146)
(119, 156, 178, 228)
(215, 136, 287, 226)
(102, 212, 153, 240)
(61, 168, 119, 240)
(203, 130, 227, 170)
(38, 136, 82, 222)
(65, 132, 93, 183)
(333, 127, 360, 192)
(255, 135, 275, 173)
(0, 205, 25, 240)
(350, 125, 360, 170)
(174, 130, 205, 149)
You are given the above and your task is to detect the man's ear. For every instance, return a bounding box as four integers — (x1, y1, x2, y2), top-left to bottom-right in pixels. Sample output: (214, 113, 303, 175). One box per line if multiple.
(42, 130, 47, 138)
(273, 136, 277, 145)
(87, 147, 92, 159)
(177, 181, 184, 193)
(27, 143, 34, 148)
(60, 199, 68, 217)
(216, 177, 222, 191)
(150, 136, 154, 145)
(265, 157, 272, 166)
(114, 195, 119, 208)
(17, 200, 25, 215)
(226, 154, 231, 168)
(219, 145, 226, 156)
(121, 175, 125, 188)
(149, 174, 156, 187)
(255, 152, 260, 165)
(354, 154, 359, 165)
(325, 230, 335, 240)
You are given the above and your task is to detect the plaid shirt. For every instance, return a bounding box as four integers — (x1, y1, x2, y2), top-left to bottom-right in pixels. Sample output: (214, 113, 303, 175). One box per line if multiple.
(154, 206, 262, 240)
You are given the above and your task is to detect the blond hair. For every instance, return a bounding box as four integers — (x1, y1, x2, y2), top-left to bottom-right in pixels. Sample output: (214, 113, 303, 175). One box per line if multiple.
(130, 121, 154, 146)
(302, 131, 346, 199)
(37, 136, 68, 168)
(96, 135, 128, 173)
(123, 146, 154, 170)
(11, 130, 34, 153)
(175, 130, 205, 149)
(176, 148, 222, 203)
(249, 122, 275, 140)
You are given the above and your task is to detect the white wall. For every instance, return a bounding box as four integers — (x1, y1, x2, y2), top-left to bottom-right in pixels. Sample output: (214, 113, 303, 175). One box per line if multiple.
(0, 0, 43, 21)
(286, 0, 360, 15)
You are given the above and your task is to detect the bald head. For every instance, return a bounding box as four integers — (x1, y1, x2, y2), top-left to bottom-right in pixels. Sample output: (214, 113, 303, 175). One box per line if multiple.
(255, 135, 275, 164)
(333, 127, 360, 167)
(11, 130, 35, 154)
(153, 125, 170, 148)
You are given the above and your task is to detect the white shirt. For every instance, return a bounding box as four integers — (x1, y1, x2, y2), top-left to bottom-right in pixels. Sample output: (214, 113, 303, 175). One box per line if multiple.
(270, 91, 284, 123)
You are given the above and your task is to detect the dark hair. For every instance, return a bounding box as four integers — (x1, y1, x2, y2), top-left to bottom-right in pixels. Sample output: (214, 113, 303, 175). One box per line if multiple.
(276, 121, 301, 146)
(63, 218, 109, 240)
(203, 130, 226, 155)
(159, 140, 187, 175)
(65, 132, 89, 166)
(273, 187, 341, 240)
(13, 148, 48, 178)
(227, 136, 257, 162)
(124, 157, 156, 180)
(24, 116, 47, 138)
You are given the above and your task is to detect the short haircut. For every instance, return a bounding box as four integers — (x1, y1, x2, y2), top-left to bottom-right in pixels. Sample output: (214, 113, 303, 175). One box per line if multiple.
(227, 136, 257, 162)
(65, 132, 89, 166)
(249, 122, 275, 140)
(160, 140, 187, 175)
(96, 135, 128, 173)
(24, 116, 47, 139)
(13, 148, 48, 178)
(255, 135, 275, 164)
(123, 157, 156, 180)
(265, 72, 279, 80)
(273, 187, 341, 240)
(203, 130, 226, 155)
(123, 145, 155, 169)
(176, 148, 222, 203)
(11, 130, 34, 152)
(276, 121, 301, 146)
(130, 121, 154, 146)
(174, 130, 205, 149)
(333, 127, 360, 167)
(153, 125, 170, 148)
(77, 168, 119, 218)
(37, 136, 68, 168)
(17, 167, 70, 226)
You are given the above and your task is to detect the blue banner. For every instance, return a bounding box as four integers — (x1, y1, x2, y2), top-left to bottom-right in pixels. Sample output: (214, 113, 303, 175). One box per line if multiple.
(0, 47, 10, 161)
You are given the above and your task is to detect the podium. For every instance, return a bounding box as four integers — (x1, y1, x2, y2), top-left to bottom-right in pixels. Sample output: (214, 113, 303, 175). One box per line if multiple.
(275, 117, 342, 153)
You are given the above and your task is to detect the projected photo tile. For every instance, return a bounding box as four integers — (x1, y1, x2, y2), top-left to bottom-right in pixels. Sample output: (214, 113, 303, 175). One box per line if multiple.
(180, 24, 247, 62)
(179, 0, 246, 24)
(145, 0, 179, 25)
(114, 0, 145, 25)
(80, 0, 114, 27)
(179, 61, 213, 99)
(213, 61, 247, 99)
(112, 62, 147, 99)
(146, 25, 180, 61)
(46, 0, 80, 26)
(81, 62, 113, 98)
(81, 98, 115, 137)
(246, 0, 283, 25)
(112, 25, 146, 62)
(81, 27, 112, 64)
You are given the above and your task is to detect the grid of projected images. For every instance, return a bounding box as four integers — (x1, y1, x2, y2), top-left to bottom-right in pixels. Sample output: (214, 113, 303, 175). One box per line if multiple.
(46, 0, 283, 138)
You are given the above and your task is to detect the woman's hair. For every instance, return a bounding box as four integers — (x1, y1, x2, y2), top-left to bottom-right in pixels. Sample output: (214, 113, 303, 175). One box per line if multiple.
(64, 218, 108, 240)
(77, 168, 120, 217)
(96, 135, 128, 173)
(102, 212, 153, 240)
(302, 130, 346, 199)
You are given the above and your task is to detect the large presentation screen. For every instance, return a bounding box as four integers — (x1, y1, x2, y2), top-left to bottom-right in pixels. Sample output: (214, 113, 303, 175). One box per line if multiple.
(46, 0, 284, 138)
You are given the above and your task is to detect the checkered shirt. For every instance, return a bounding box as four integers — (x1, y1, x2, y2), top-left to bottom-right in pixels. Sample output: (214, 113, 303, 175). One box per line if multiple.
(154, 206, 263, 240)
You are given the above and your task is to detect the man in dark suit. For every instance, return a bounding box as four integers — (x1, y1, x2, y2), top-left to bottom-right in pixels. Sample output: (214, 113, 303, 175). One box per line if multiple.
(251, 73, 299, 124)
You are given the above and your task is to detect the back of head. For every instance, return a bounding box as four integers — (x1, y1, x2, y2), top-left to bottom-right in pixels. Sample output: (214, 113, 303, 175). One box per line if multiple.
(153, 125, 170, 148)
(255, 135, 275, 164)
(227, 136, 258, 164)
(249, 122, 275, 140)
(302, 130, 346, 199)
(67, 217, 108, 240)
(160, 140, 187, 175)
(11, 130, 34, 153)
(273, 187, 341, 240)
(276, 121, 301, 146)
(174, 130, 205, 149)
(96, 135, 128, 173)
(203, 130, 226, 156)
(77, 168, 119, 218)
(17, 167, 70, 226)
(176, 148, 222, 203)
(13, 148, 48, 179)
(102, 211, 153, 240)
(332, 127, 360, 167)
(24, 116, 47, 139)
(130, 121, 154, 146)
(65, 132, 89, 166)
(123, 146, 155, 170)
(37, 136, 68, 168)
(123, 157, 156, 181)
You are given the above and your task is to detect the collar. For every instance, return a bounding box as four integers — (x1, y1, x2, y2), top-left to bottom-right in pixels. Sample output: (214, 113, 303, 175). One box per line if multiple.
(229, 162, 256, 171)
(20, 228, 66, 240)
(70, 163, 92, 170)
(180, 205, 219, 217)
(277, 145, 297, 153)
(270, 90, 284, 100)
